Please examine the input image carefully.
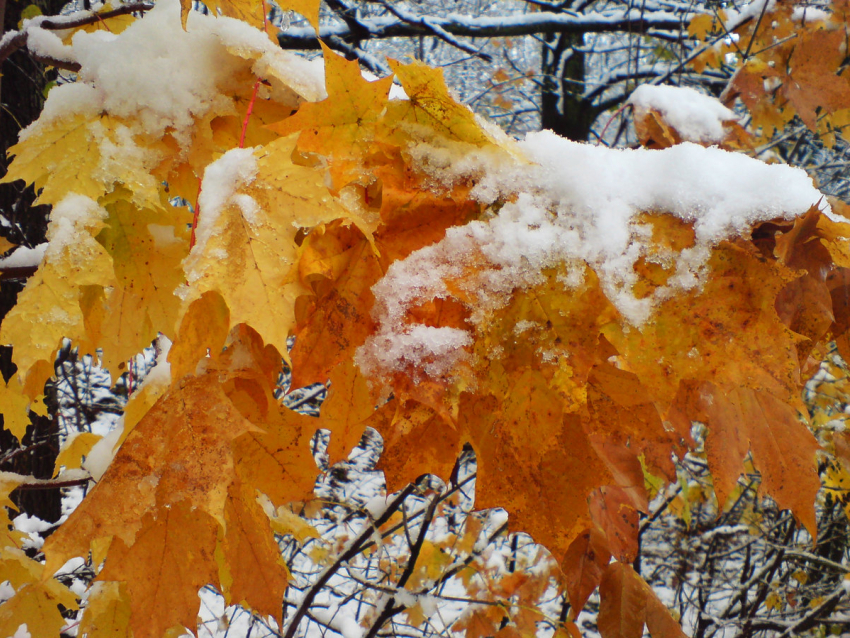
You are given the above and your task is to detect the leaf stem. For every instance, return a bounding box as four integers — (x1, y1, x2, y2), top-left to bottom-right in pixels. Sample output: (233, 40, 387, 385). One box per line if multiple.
(239, 79, 262, 149)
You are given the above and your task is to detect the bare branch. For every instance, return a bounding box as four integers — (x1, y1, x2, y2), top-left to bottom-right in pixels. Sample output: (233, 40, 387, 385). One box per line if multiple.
(0, 2, 153, 69)
(277, 10, 695, 50)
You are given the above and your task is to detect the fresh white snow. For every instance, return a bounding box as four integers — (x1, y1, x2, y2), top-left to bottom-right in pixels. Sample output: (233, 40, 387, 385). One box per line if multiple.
(627, 84, 737, 144)
(357, 132, 831, 380)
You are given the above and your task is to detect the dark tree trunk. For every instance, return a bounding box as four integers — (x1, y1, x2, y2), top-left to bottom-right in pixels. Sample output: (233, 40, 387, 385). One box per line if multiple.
(0, 0, 68, 524)
(540, 31, 602, 141)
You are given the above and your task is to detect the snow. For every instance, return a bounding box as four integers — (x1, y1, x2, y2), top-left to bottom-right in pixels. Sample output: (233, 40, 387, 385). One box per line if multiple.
(0, 582, 15, 605)
(363, 495, 391, 519)
(184, 147, 258, 285)
(12, 512, 52, 534)
(278, 9, 685, 43)
(45, 195, 107, 258)
(792, 5, 830, 23)
(11, 513, 51, 550)
(25, 26, 74, 64)
(357, 132, 830, 380)
(724, 0, 776, 30)
(210, 17, 325, 103)
(71, 1, 241, 144)
(627, 84, 736, 143)
(138, 334, 172, 391)
(18, 0, 326, 148)
(0, 244, 46, 269)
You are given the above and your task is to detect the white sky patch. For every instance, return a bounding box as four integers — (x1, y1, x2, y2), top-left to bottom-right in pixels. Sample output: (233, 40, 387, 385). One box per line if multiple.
(627, 84, 737, 144)
(358, 132, 831, 380)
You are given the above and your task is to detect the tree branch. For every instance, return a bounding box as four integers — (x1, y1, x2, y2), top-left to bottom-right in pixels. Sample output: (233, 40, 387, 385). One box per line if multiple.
(283, 484, 416, 638)
(278, 10, 693, 50)
(0, 2, 153, 69)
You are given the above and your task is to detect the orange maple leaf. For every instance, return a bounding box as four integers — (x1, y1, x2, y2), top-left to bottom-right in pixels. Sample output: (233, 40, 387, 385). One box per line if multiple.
(269, 43, 394, 190)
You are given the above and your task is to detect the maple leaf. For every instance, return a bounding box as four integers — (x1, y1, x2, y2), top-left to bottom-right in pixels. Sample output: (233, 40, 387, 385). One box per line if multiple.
(562, 528, 612, 617)
(0, 377, 36, 441)
(3, 115, 109, 207)
(82, 194, 190, 372)
(700, 383, 821, 535)
(43, 374, 263, 574)
(0, 195, 115, 385)
(3, 114, 165, 208)
(459, 371, 617, 557)
(598, 563, 685, 638)
(168, 291, 232, 381)
(290, 161, 480, 388)
(78, 581, 132, 638)
(603, 241, 805, 410)
(315, 358, 379, 465)
(182, 136, 345, 361)
(588, 487, 641, 563)
(217, 481, 288, 621)
(366, 399, 462, 491)
(97, 502, 219, 638)
(269, 43, 394, 190)
(0, 547, 79, 638)
(382, 60, 509, 148)
(779, 29, 850, 130)
(587, 362, 685, 481)
(290, 221, 383, 388)
(54, 432, 103, 477)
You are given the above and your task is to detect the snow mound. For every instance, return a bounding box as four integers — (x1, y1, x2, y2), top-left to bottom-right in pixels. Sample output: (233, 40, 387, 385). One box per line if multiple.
(627, 84, 736, 144)
(19, 0, 324, 147)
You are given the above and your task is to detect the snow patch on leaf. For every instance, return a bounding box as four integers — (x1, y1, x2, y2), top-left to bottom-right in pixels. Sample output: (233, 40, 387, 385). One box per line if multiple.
(359, 132, 828, 379)
(184, 146, 259, 284)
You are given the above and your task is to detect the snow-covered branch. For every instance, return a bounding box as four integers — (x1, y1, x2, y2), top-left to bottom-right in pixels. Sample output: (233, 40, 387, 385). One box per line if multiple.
(277, 8, 697, 50)
(0, 2, 153, 70)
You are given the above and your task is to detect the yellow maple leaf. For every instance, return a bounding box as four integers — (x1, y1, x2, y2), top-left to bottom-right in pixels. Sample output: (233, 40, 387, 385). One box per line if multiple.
(3, 114, 162, 208)
(76, 193, 190, 373)
(182, 136, 345, 360)
(97, 502, 219, 638)
(382, 59, 516, 151)
(168, 291, 231, 381)
(0, 195, 115, 383)
(0, 376, 34, 441)
(269, 43, 394, 189)
(316, 358, 379, 465)
(217, 481, 288, 620)
(43, 375, 263, 575)
(0, 547, 79, 638)
(53, 432, 103, 477)
(77, 581, 132, 638)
